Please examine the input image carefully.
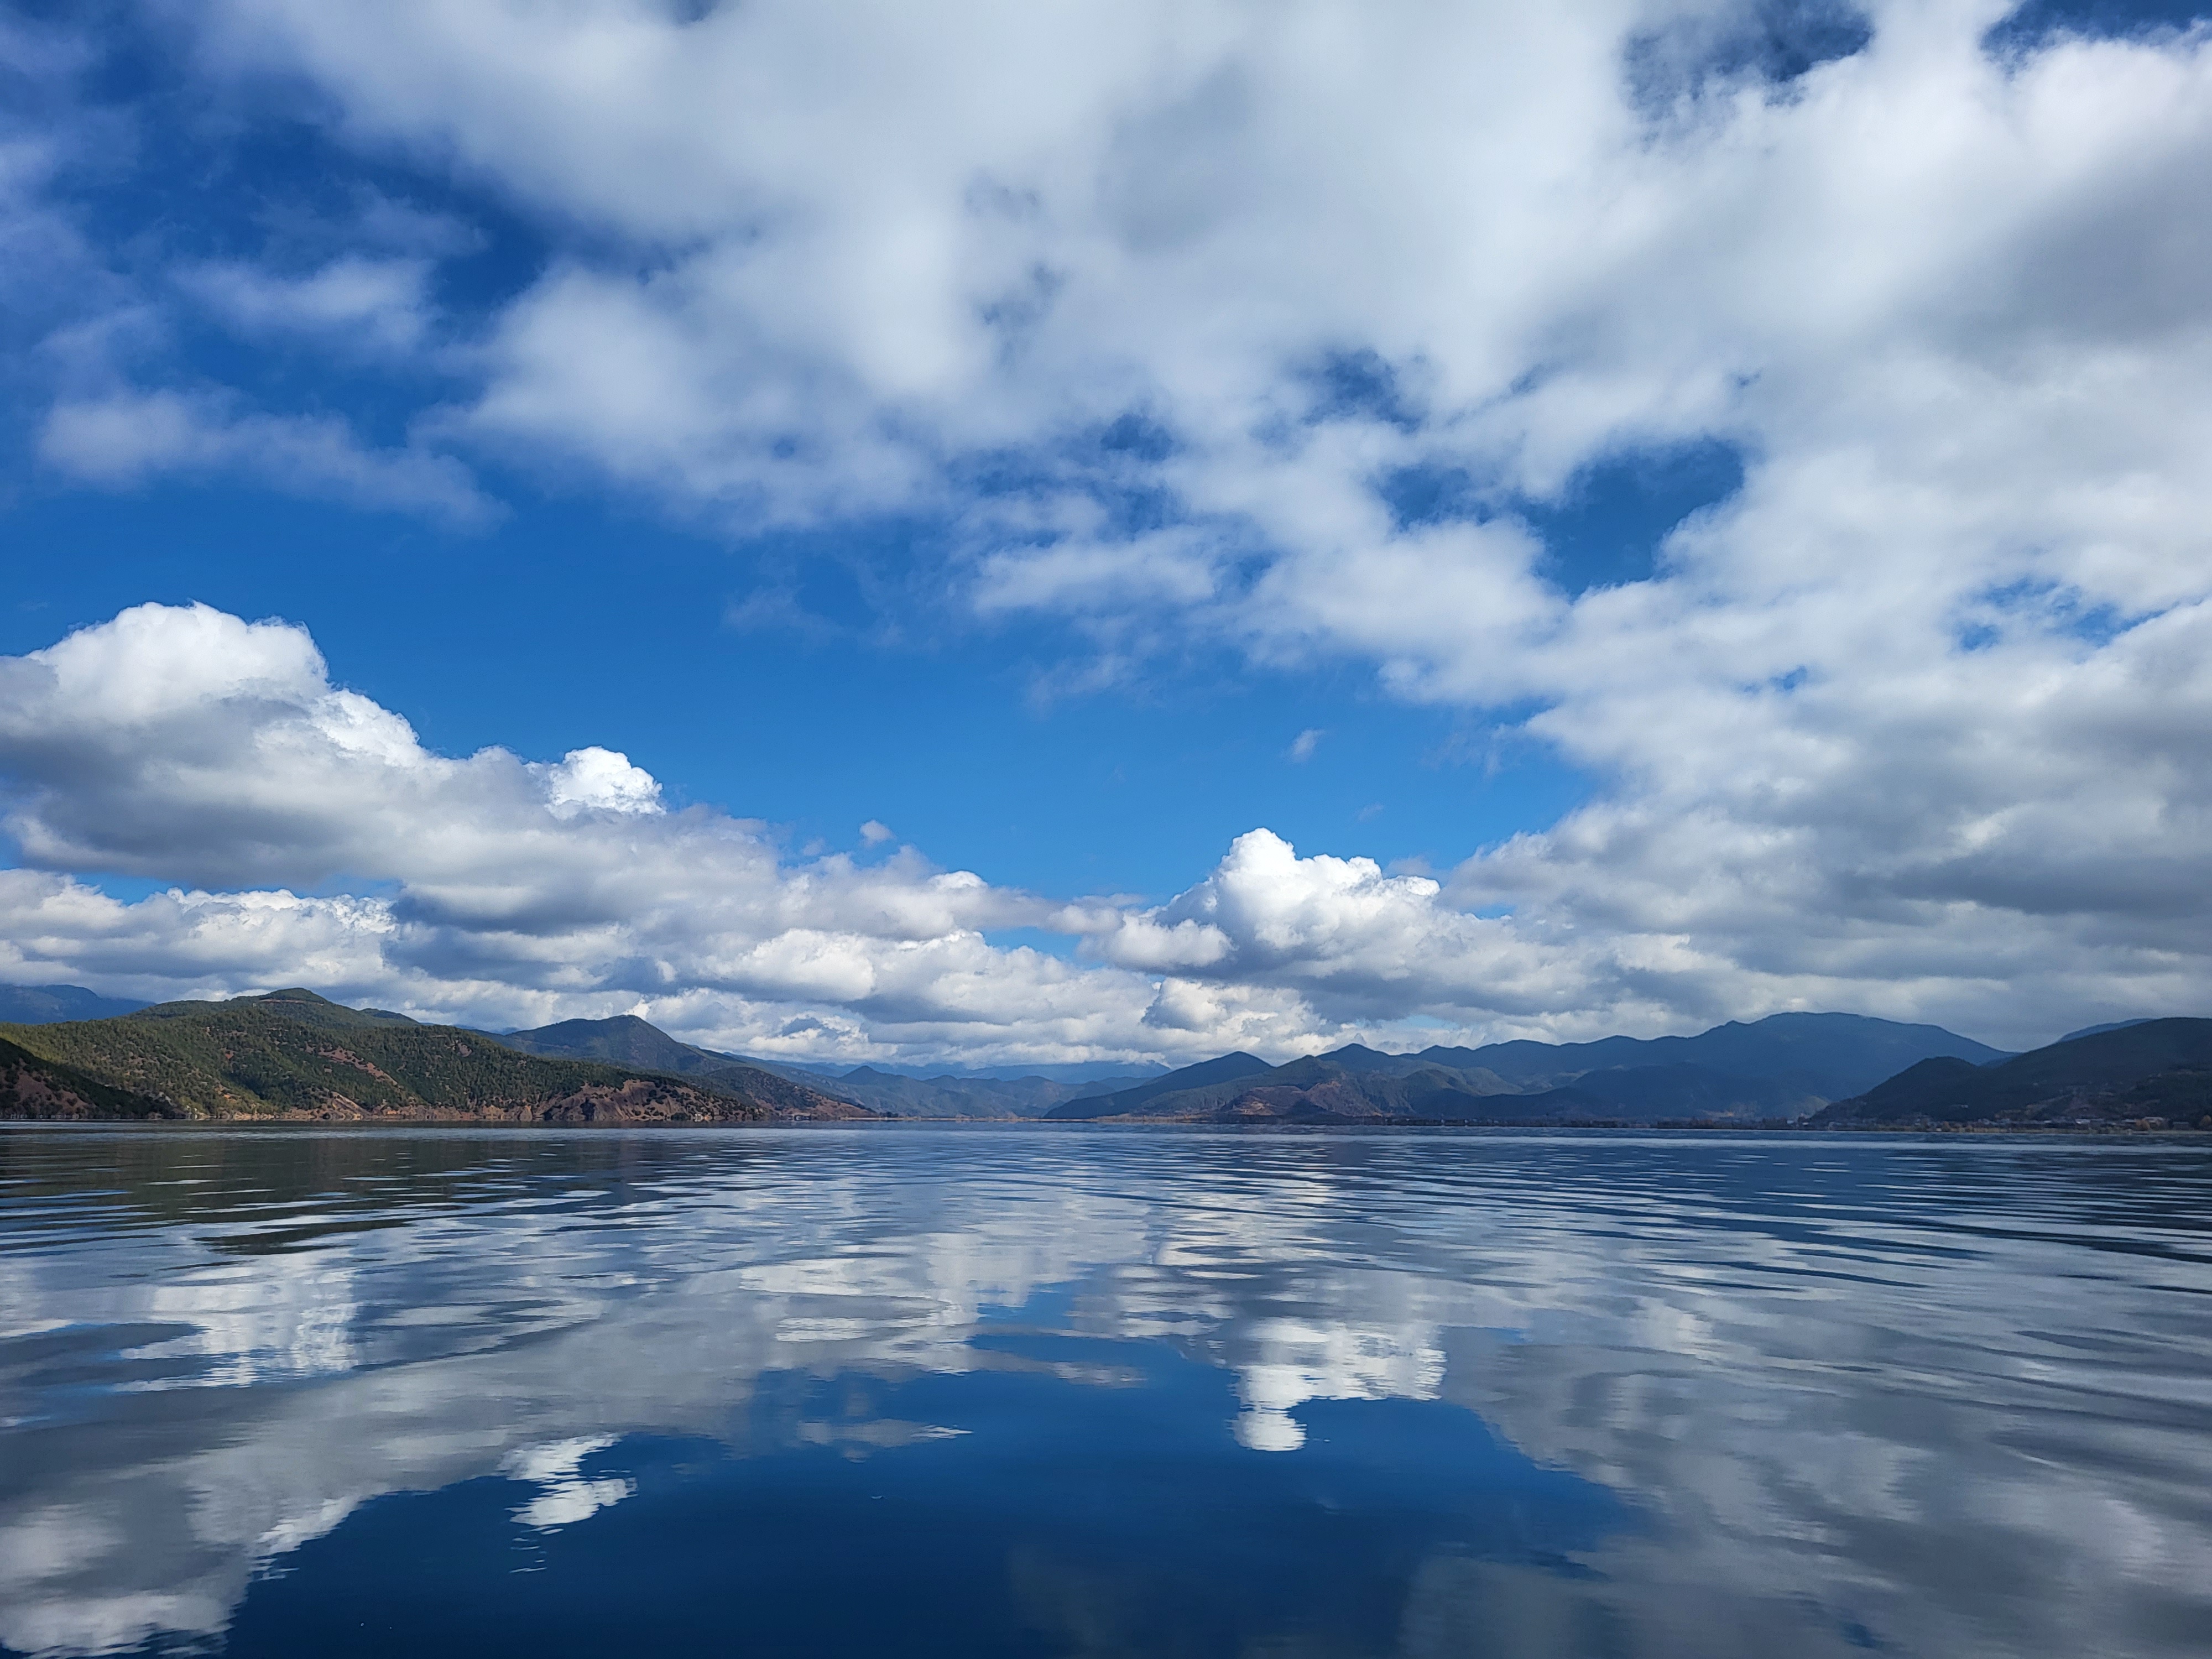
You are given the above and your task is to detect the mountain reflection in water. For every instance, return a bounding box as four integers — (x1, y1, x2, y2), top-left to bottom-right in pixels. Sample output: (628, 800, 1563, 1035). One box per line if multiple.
(1, 1128, 2206, 1658)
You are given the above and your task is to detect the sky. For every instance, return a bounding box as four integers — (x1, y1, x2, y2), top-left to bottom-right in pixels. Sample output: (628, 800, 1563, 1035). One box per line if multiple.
(2, 0, 2210, 1066)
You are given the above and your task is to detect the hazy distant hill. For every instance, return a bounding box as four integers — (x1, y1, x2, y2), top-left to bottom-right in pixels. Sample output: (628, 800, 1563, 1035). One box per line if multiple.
(1812, 1019, 2212, 1129)
(782, 1065, 1155, 1119)
(0, 984, 150, 1024)
(2057, 1019, 2160, 1042)
(495, 1015, 1142, 1118)
(1413, 1013, 2011, 1100)
(1050, 1052, 1276, 1120)
(1, 991, 870, 1123)
(1049, 1014, 2008, 1123)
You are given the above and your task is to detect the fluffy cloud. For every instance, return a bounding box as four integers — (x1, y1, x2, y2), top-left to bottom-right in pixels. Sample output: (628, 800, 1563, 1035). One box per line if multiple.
(5, 602, 2207, 1057)
(0, 604, 1164, 1058)
(6, 7, 2212, 1052)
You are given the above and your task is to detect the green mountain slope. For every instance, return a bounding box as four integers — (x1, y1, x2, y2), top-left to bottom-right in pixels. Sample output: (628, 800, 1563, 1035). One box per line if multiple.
(1811, 1018, 2212, 1128)
(1, 991, 871, 1123)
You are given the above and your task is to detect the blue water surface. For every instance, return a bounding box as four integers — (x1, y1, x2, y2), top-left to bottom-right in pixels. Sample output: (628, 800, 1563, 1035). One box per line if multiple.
(1, 1129, 2206, 1658)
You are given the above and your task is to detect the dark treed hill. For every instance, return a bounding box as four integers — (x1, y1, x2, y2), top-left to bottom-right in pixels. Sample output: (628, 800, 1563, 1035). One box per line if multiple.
(1047, 1014, 1999, 1123)
(493, 1014, 1145, 1117)
(495, 1013, 742, 1074)
(1050, 1053, 1813, 1124)
(1051, 1053, 1512, 1123)
(1, 991, 870, 1123)
(0, 984, 150, 1024)
(1812, 1018, 2212, 1129)
(128, 988, 422, 1032)
(488, 1013, 830, 1112)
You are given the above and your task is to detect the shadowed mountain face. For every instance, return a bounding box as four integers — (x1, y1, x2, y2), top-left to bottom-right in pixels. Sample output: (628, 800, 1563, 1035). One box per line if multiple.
(1049, 1014, 2009, 1124)
(0, 984, 150, 1024)
(1812, 1019, 2212, 1129)
(494, 1014, 755, 1078)
(0, 992, 870, 1123)
(0, 1034, 174, 1120)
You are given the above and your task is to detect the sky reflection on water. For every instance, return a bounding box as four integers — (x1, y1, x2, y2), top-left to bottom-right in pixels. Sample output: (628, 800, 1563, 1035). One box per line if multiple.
(1, 1128, 2208, 1658)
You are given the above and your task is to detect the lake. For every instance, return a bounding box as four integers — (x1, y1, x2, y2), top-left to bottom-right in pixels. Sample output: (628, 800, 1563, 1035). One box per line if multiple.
(1, 1126, 2206, 1657)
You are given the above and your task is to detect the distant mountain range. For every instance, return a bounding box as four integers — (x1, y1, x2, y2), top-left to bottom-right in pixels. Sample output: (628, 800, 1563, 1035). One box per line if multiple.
(494, 1014, 1152, 1118)
(1811, 1019, 2212, 1129)
(1047, 1013, 2012, 1124)
(4, 987, 2203, 1131)
(0, 984, 150, 1024)
(0, 992, 870, 1123)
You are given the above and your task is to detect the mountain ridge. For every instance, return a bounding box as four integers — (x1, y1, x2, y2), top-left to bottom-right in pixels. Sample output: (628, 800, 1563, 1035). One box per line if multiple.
(1, 992, 872, 1123)
(1811, 1018, 2212, 1129)
(1049, 1013, 2006, 1124)
(0, 984, 152, 1025)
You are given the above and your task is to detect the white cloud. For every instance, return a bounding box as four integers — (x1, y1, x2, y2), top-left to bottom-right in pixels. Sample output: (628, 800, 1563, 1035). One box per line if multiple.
(859, 820, 895, 846)
(1, 1135, 2193, 1658)
(539, 748, 663, 819)
(177, 255, 436, 353)
(38, 390, 494, 527)
(5, 598, 2212, 1056)
(158, 0, 2210, 1045)
(1286, 728, 1323, 764)
(0, 605, 1186, 1062)
(5, 9, 2212, 1051)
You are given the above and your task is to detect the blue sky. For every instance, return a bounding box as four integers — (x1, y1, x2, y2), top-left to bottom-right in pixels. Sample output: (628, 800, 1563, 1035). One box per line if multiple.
(3, 478, 1600, 907)
(0, 18, 1745, 906)
(3, 1, 2210, 1062)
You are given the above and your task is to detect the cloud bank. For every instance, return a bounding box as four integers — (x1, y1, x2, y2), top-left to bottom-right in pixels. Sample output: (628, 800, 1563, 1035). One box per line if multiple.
(1, 601, 2207, 1058)
(4, 5, 2211, 1055)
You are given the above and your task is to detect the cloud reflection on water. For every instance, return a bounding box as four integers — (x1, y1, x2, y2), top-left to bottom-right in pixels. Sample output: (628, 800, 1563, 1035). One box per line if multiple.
(0, 1128, 2206, 1658)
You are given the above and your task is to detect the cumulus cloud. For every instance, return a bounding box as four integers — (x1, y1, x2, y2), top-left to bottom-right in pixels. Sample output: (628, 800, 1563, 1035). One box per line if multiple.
(0, 606, 1193, 1062)
(6, 7, 2212, 1051)
(38, 390, 494, 526)
(6, 603, 2207, 1057)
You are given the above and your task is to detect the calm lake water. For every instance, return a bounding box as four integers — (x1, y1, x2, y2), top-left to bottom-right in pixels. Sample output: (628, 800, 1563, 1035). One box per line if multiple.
(1, 1127, 2207, 1658)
